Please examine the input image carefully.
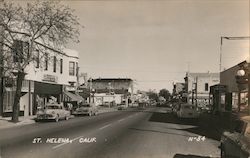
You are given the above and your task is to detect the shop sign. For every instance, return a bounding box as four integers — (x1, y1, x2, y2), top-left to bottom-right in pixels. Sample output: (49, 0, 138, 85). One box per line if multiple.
(42, 74, 58, 83)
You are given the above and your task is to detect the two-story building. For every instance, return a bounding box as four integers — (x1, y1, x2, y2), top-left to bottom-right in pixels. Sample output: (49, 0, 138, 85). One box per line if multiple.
(184, 72, 219, 107)
(2, 45, 83, 117)
(88, 78, 133, 106)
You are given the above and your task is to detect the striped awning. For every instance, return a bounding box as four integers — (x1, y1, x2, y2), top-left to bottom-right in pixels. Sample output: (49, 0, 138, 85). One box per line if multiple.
(64, 91, 84, 102)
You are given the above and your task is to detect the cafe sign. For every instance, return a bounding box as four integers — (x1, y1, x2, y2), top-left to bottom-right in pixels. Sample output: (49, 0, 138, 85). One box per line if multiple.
(42, 74, 58, 83)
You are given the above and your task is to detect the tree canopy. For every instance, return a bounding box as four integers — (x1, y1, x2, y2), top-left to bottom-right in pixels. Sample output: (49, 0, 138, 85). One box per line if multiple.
(0, 0, 81, 122)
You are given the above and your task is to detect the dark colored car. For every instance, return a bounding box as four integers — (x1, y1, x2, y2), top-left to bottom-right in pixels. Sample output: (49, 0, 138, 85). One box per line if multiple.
(220, 116, 250, 158)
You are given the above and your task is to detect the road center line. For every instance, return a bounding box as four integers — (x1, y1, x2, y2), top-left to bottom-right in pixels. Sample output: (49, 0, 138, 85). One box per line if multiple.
(52, 135, 83, 149)
(118, 118, 125, 122)
(99, 123, 112, 130)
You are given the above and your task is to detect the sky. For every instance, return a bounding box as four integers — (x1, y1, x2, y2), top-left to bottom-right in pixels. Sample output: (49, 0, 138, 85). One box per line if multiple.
(62, 0, 250, 92)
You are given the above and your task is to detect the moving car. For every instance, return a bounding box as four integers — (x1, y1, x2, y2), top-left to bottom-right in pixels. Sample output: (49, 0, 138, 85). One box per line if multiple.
(220, 116, 250, 158)
(36, 103, 70, 122)
(176, 104, 199, 119)
(72, 103, 98, 116)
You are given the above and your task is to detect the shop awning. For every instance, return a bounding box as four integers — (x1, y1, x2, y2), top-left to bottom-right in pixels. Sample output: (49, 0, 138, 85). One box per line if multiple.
(64, 91, 84, 102)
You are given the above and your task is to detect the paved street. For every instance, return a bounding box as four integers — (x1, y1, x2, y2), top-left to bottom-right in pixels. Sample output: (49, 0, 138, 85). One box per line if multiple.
(0, 107, 220, 158)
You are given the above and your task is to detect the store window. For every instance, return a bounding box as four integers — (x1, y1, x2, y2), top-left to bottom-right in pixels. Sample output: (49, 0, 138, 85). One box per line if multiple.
(3, 90, 15, 112)
(69, 61, 75, 76)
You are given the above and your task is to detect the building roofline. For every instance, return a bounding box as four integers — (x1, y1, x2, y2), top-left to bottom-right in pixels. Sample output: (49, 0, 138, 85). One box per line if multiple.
(89, 78, 133, 82)
(34, 41, 79, 59)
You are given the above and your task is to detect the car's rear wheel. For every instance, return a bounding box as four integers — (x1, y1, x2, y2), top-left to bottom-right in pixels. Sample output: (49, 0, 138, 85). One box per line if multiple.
(221, 145, 226, 158)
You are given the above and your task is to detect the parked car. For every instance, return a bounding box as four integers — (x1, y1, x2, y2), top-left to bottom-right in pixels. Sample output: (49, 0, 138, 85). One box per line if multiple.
(176, 104, 200, 119)
(72, 103, 98, 116)
(172, 103, 180, 115)
(118, 105, 126, 110)
(36, 103, 70, 122)
(220, 116, 250, 158)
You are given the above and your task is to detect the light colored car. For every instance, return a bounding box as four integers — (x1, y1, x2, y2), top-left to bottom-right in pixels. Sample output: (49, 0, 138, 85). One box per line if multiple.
(176, 104, 200, 119)
(220, 116, 250, 158)
(73, 103, 98, 116)
(36, 103, 71, 122)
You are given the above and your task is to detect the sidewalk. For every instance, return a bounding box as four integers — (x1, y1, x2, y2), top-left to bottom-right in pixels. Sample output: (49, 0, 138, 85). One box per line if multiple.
(0, 107, 117, 130)
(0, 115, 36, 130)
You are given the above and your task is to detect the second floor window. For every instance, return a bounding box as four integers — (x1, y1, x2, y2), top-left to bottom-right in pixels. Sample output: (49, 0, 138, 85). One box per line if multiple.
(44, 53, 48, 70)
(76, 62, 78, 77)
(53, 56, 56, 73)
(60, 59, 63, 74)
(34, 51, 39, 68)
(13, 40, 23, 63)
(205, 83, 209, 91)
(69, 61, 75, 76)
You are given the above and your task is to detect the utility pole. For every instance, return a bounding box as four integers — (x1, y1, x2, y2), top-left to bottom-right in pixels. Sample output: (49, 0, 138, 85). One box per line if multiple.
(0, 18, 4, 116)
(195, 76, 198, 107)
(248, 50, 250, 115)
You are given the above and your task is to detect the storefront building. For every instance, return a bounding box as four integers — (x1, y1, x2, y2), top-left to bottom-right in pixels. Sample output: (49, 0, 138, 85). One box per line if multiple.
(89, 78, 134, 107)
(1, 48, 81, 117)
(184, 72, 220, 107)
(220, 61, 249, 114)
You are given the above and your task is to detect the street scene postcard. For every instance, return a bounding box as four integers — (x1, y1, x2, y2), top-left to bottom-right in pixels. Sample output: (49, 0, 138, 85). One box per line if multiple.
(0, 0, 249, 158)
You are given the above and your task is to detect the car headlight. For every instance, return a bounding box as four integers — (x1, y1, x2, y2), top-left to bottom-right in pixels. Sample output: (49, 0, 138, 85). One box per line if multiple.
(52, 111, 55, 115)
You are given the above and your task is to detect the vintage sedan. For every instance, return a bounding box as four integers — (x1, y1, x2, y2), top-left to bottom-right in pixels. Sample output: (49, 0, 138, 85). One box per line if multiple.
(36, 103, 71, 122)
(220, 116, 250, 158)
(176, 104, 200, 119)
(72, 103, 98, 116)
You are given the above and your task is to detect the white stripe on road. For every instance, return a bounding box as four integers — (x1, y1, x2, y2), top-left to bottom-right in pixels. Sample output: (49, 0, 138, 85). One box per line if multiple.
(99, 123, 112, 130)
(118, 118, 125, 122)
(52, 135, 83, 149)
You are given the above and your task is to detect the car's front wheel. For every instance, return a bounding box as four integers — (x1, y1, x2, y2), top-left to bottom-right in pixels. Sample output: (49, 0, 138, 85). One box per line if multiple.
(55, 115, 59, 122)
(65, 115, 69, 120)
(89, 112, 92, 116)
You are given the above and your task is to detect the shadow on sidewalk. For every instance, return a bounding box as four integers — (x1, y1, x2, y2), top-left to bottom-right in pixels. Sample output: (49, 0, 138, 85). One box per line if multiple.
(173, 154, 215, 158)
(148, 112, 228, 141)
(128, 127, 196, 137)
(148, 112, 200, 126)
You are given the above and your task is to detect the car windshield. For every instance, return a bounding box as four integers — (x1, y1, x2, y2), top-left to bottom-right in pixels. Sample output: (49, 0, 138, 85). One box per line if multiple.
(80, 104, 90, 107)
(183, 105, 195, 109)
(46, 105, 60, 109)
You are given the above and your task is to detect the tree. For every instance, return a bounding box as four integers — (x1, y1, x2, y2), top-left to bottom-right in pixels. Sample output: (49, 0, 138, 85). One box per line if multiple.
(146, 91, 159, 102)
(159, 89, 171, 101)
(0, 1, 81, 122)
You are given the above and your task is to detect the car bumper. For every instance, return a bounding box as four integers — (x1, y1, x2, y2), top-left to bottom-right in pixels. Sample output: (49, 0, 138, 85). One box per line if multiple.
(179, 113, 199, 118)
(36, 114, 57, 120)
(72, 111, 89, 115)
